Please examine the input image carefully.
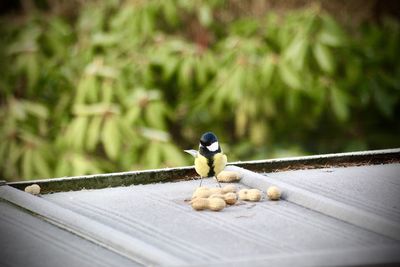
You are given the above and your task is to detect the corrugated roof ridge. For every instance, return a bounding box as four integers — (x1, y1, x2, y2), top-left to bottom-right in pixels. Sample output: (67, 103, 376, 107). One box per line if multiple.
(0, 185, 186, 266)
(51, 197, 222, 261)
(0, 208, 115, 267)
(184, 245, 400, 267)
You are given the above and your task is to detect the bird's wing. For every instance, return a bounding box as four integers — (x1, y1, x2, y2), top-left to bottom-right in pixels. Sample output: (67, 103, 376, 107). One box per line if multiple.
(184, 149, 198, 158)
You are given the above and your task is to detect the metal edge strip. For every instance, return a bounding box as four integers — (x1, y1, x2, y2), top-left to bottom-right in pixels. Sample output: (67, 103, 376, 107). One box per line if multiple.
(7, 148, 400, 193)
(232, 148, 400, 173)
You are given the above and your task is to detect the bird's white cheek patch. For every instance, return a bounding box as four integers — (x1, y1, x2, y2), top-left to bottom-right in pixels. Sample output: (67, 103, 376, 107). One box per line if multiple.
(207, 142, 219, 152)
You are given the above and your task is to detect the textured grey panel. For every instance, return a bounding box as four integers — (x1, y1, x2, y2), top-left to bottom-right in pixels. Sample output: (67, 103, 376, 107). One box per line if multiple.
(230, 164, 400, 240)
(0, 186, 185, 266)
(0, 201, 140, 267)
(3, 160, 400, 266)
(45, 178, 399, 266)
(265, 163, 400, 222)
(186, 246, 400, 267)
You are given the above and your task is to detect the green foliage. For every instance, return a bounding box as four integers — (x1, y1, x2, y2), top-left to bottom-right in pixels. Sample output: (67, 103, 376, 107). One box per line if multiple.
(0, 1, 399, 181)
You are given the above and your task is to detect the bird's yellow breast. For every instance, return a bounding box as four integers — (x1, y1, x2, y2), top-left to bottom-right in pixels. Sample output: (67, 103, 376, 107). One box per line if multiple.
(194, 152, 227, 178)
(213, 153, 227, 175)
(194, 154, 210, 178)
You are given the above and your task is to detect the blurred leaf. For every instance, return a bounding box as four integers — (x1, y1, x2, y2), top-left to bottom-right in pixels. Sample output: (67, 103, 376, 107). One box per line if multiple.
(330, 86, 349, 121)
(22, 149, 34, 179)
(119, 119, 138, 141)
(2, 142, 17, 178)
(22, 101, 49, 119)
(231, 18, 260, 37)
(162, 0, 179, 27)
(198, 5, 213, 27)
(6, 24, 40, 55)
(178, 58, 193, 90)
(0, 142, 7, 162)
(260, 55, 275, 87)
(73, 103, 119, 116)
(145, 102, 168, 129)
(140, 127, 170, 142)
(101, 116, 120, 160)
(92, 33, 119, 47)
(124, 105, 141, 125)
(71, 155, 89, 176)
(86, 116, 103, 151)
(161, 143, 187, 167)
(284, 36, 308, 70)
(76, 75, 98, 104)
(195, 57, 207, 86)
(278, 62, 302, 89)
(286, 89, 301, 113)
(162, 56, 179, 81)
(26, 54, 39, 91)
(33, 149, 51, 178)
(313, 43, 335, 74)
(67, 117, 89, 149)
(145, 142, 161, 168)
(9, 99, 27, 120)
(55, 156, 70, 177)
(318, 15, 347, 47)
(372, 83, 396, 118)
(250, 121, 268, 146)
(235, 106, 247, 137)
(101, 80, 114, 103)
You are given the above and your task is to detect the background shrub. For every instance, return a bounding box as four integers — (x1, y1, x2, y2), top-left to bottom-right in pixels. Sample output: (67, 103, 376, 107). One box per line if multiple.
(0, 0, 399, 181)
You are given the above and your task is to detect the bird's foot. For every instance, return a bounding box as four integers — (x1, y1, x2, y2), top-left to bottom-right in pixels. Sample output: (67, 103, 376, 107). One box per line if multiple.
(215, 177, 222, 188)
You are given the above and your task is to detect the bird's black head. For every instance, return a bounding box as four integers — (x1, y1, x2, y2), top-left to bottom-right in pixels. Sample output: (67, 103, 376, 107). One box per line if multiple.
(199, 132, 221, 155)
(200, 132, 218, 146)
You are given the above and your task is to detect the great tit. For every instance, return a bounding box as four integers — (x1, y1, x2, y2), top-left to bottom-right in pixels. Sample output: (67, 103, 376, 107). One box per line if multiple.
(184, 132, 227, 187)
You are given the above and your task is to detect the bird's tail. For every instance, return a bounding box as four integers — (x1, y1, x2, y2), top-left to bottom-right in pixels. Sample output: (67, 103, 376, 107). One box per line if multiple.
(184, 149, 197, 157)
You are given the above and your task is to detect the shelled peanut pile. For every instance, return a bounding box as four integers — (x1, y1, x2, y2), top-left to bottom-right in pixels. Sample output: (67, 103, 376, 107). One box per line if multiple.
(190, 184, 281, 212)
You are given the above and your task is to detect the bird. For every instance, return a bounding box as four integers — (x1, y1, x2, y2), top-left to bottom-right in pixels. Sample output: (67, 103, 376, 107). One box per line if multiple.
(184, 132, 227, 187)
